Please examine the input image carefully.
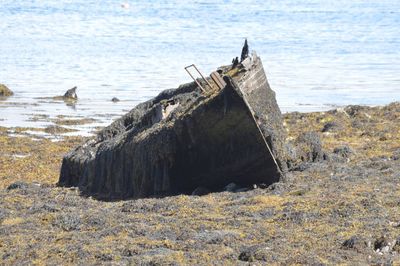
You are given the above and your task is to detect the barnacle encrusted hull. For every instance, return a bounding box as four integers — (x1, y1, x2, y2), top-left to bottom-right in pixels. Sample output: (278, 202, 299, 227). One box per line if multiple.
(58, 55, 286, 200)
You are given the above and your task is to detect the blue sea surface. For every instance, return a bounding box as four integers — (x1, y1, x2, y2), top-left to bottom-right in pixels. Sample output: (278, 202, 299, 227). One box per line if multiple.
(1, 1, 399, 132)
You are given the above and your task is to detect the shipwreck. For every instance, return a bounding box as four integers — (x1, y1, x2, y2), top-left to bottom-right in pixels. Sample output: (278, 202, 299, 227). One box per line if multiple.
(58, 50, 287, 200)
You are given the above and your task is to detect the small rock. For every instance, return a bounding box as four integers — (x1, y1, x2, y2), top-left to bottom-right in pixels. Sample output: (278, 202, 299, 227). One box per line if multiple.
(238, 244, 270, 262)
(391, 149, 400, 161)
(379, 135, 388, 141)
(95, 253, 113, 261)
(63, 86, 78, 100)
(321, 121, 342, 132)
(344, 105, 369, 117)
(238, 250, 254, 262)
(389, 221, 400, 228)
(342, 236, 368, 252)
(374, 236, 390, 252)
(111, 97, 120, 102)
(292, 162, 311, 172)
(392, 237, 400, 253)
(0, 84, 13, 97)
(7, 181, 28, 190)
(195, 230, 240, 244)
(52, 214, 81, 231)
(191, 186, 210, 196)
(295, 132, 328, 163)
(333, 145, 353, 157)
(41, 204, 59, 213)
(44, 125, 74, 134)
(122, 248, 138, 257)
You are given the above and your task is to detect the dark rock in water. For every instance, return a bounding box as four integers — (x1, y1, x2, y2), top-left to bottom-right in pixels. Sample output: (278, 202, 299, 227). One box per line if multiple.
(111, 97, 120, 102)
(0, 84, 13, 97)
(58, 54, 287, 200)
(51, 87, 78, 103)
(44, 125, 75, 135)
(63, 86, 78, 100)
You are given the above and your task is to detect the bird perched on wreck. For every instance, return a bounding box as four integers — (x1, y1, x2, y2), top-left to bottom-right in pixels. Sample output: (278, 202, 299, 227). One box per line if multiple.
(240, 39, 249, 62)
(232, 57, 239, 68)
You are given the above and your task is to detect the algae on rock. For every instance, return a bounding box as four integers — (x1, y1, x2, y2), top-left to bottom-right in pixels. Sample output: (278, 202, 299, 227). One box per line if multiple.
(0, 84, 13, 97)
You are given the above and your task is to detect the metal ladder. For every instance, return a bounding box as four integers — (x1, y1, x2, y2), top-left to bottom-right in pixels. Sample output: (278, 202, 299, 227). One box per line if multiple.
(184, 64, 226, 92)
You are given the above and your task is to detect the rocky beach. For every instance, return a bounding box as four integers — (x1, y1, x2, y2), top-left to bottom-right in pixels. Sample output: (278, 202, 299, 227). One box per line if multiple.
(1, 99, 399, 264)
(1, 1, 400, 264)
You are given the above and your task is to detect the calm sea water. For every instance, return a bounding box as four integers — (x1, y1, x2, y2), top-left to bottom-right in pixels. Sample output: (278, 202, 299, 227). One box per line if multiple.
(1, 1, 399, 133)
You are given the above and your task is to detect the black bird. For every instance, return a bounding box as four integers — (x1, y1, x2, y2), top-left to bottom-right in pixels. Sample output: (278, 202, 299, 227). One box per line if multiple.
(232, 57, 239, 68)
(240, 39, 249, 62)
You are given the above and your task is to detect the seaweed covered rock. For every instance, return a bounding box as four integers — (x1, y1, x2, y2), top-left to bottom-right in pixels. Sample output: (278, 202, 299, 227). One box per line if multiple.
(59, 54, 287, 200)
(51, 87, 78, 102)
(63, 86, 78, 100)
(0, 84, 13, 97)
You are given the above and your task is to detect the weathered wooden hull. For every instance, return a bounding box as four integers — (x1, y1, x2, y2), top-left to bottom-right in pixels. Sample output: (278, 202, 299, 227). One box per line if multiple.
(58, 55, 286, 200)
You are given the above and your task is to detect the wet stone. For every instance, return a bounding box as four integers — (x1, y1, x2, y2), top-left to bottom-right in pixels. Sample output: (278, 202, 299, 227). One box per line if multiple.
(391, 149, 400, 161)
(321, 121, 342, 132)
(333, 145, 353, 158)
(392, 237, 400, 253)
(63, 86, 78, 100)
(52, 214, 82, 231)
(7, 181, 29, 190)
(341, 236, 369, 252)
(295, 132, 327, 163)
(0, 84, 13, 97)
(238, 244, 271, 262)
(374, 236, 390, 252)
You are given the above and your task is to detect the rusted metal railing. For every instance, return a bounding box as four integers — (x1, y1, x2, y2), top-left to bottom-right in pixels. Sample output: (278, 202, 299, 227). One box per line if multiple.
(184, 64, 213, 93)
